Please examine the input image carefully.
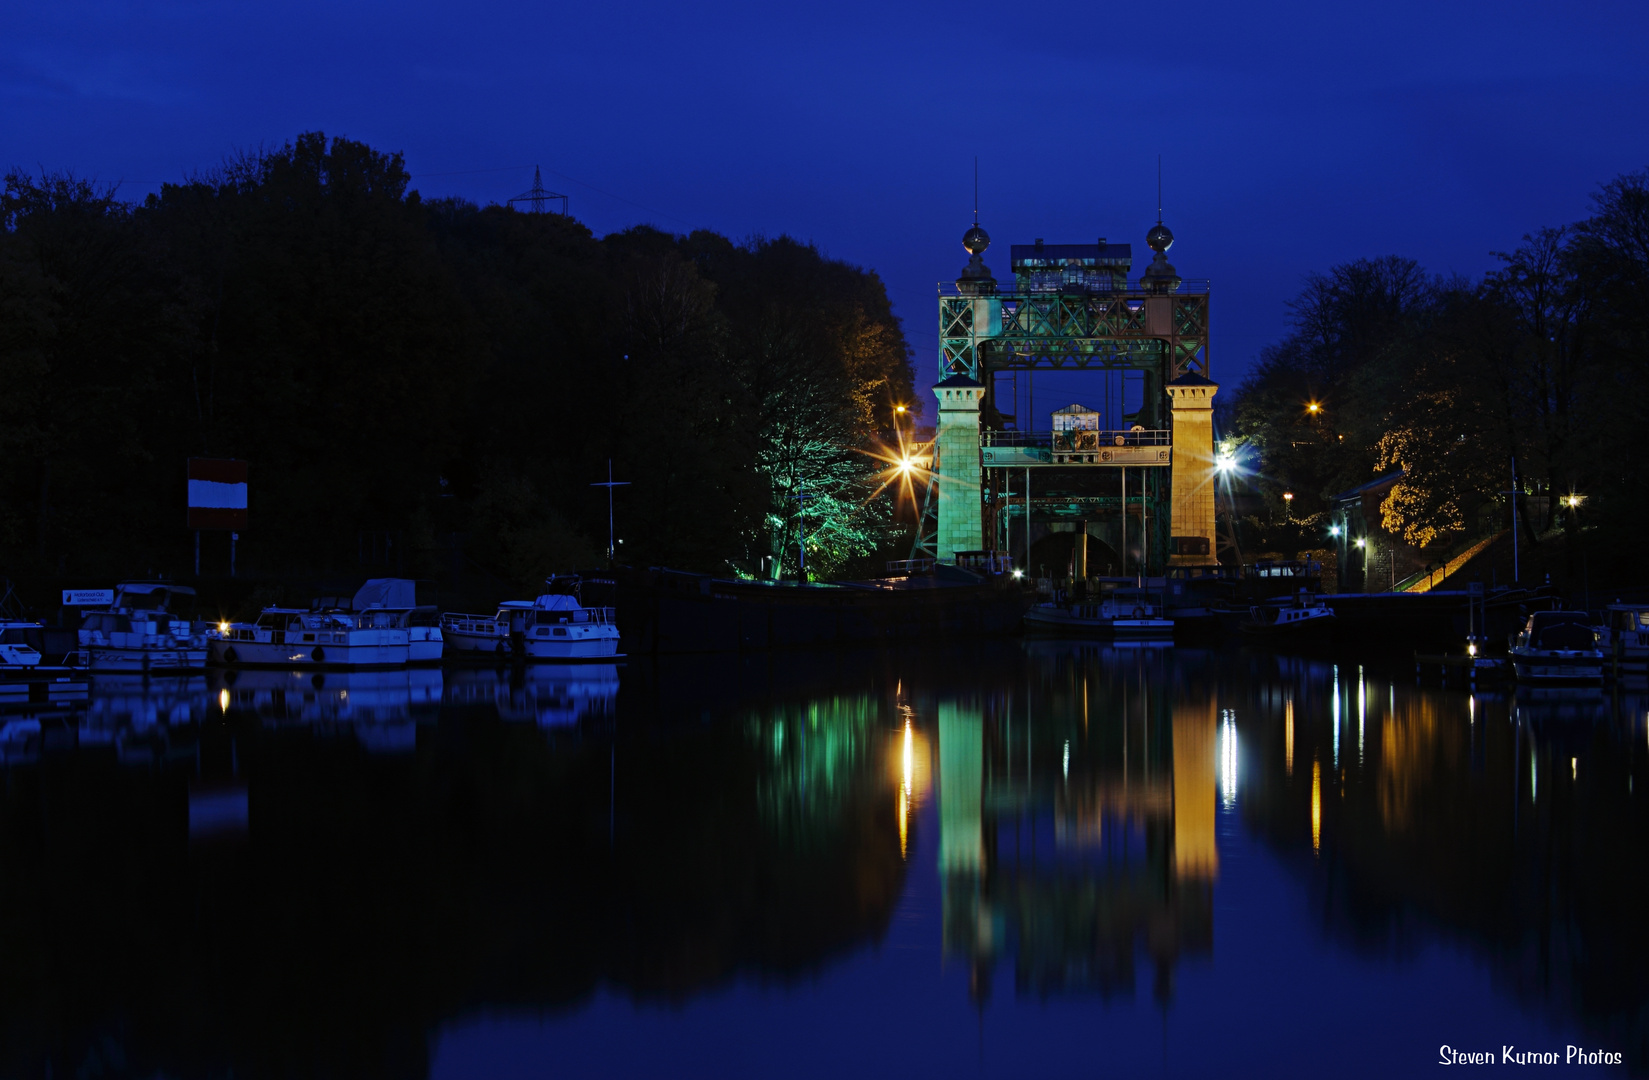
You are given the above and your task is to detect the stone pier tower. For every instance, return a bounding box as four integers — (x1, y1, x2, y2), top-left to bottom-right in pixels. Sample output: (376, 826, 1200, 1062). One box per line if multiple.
(932, 373, 985, 558)
(1166, 372, 1219, 564)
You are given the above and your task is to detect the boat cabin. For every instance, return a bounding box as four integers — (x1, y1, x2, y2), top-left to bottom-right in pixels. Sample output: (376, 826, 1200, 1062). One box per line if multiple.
(1602, 605, 1649, 633)
(1520, 611, 1598, 651)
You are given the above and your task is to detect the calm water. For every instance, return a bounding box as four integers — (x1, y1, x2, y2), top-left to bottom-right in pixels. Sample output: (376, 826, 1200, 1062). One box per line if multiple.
(2, 644, 1645, 1078)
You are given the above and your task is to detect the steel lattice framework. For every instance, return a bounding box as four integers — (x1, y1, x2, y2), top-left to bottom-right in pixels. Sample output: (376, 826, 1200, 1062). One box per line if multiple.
(937, 283, 1209, 382)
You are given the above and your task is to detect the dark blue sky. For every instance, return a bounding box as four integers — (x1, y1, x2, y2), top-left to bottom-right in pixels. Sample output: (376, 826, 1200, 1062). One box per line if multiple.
(7, 0, 1648, 400)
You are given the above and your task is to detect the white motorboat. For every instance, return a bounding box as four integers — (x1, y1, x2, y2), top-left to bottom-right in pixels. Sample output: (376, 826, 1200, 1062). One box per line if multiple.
(1596, 604, 1649, 678)
(1509, 610, 1604, 685)
(1, 619, 91, 705)
(209, 579, 440, 669)
(346, 578, 444, 663)
(210, 608, 406, 668)
(1023, 588, 1174, 639)
(77, 583, 209, 672)
(442, 584, 621, 661)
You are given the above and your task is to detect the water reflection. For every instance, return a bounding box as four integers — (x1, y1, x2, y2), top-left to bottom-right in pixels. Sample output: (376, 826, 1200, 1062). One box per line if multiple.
(0, 649, 1646, 1076)
(935, 644, 1214, 1002)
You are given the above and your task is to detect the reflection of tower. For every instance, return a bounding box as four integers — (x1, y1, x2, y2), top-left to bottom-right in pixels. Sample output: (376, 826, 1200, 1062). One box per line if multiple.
(938, 701, 984, 874)
(938, 700, 992, 990)
(1171, 696, 1219, 880)
(935, 649, 1217, 1008)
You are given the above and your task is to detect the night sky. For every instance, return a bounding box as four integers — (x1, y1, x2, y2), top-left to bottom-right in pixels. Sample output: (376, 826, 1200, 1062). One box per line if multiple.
(7, 0, 1648, 403)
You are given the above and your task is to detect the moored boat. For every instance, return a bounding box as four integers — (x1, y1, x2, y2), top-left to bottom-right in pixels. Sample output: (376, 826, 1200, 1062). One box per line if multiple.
(1023, 588, 1174, 639)
(1, 620, 91, 705)
(441, 580, 620, 661)
(1239, 596, 1336, 639)
(1509, 611, 1604, 685)
(1596, 603, 1649, 678)
(209, 579, 438, 669)
(78, 583, 208, 672)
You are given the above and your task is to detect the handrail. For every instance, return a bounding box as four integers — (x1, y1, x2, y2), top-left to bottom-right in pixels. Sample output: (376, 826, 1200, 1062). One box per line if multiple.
(939, 280, 1211, 297)
(983, 429, 1170, 447)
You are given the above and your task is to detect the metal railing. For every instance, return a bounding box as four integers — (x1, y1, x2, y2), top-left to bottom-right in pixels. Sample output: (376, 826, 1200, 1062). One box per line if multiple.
(938, 279, 1211, 297)
(982, 429, 1171, 448)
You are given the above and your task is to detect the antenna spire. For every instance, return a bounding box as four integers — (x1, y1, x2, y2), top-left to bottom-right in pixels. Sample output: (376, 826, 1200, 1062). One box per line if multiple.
(1157, 155, 1163, 224)
(973, 156, 979, 224)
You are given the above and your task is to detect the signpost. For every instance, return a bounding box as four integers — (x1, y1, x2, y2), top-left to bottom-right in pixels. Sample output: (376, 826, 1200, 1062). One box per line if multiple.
(61, 589, 114, 606)
(188, 458, 248, 577)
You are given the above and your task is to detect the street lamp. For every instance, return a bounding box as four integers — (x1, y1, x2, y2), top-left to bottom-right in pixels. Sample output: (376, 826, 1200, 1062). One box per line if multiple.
(1283, 491, 1294, 521)
(1306, 402, 1321, 414)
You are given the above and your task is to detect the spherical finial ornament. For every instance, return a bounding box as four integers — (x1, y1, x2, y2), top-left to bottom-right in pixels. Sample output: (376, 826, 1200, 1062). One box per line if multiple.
(1147, 222, 1174, 254)
(963, 225, 991, 255)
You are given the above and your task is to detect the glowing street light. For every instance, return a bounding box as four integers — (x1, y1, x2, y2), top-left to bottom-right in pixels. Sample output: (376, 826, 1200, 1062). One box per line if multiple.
(1328, 524, 1342, 537)
(1306, 402, 1322, 414)
(1283, 491, 1294, 521)
(1564, 493, 1582, 509)
(1353, 538, 1367, 549)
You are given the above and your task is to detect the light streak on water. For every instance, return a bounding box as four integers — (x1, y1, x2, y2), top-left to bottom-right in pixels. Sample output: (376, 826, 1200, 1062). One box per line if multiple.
(1332, 666, 1340, 769)
(1285, 698, 1294, 777)
(1220, 710, 1238, 811)
(899, 720, 912, 859)
(1312, 759, 1321, 854)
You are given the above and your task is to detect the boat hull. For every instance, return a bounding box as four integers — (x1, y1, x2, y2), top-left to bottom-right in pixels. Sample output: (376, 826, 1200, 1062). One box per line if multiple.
(1239, 613, 1337, 638)
(84, 647, 207, 673)
(518, 633, 621, 660)
(210, 638, 409, 669)
(1024, 606, 1173, 638)
(1511, 649, 1604, 686)
(407, 627, 444, 664)
(443, 627, 510, 656)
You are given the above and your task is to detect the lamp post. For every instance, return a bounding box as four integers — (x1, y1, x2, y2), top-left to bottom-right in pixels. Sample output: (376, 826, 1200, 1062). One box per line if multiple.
(590, 460, 630, 566)
(1283, 491, 1294, 522)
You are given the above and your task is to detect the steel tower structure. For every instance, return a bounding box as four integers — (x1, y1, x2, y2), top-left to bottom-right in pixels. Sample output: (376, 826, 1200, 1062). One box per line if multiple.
(914, 217, 1217, 577)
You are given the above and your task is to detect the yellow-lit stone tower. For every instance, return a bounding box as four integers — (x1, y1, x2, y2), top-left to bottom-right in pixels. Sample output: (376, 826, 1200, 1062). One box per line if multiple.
(1166, 372, 1219, 565)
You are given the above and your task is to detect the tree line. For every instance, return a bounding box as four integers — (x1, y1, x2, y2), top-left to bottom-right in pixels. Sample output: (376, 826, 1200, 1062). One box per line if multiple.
(1230, 169, 1649, 580)
(0, 133, 916, 604)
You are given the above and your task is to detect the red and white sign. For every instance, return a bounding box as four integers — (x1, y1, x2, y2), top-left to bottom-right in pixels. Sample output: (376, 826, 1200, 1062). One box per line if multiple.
(187, 458, 248, 530)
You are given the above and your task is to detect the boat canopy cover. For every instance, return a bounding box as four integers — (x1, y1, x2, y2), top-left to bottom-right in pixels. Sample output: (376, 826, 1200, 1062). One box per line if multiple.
(1528, 611, 1597, 650)
(534, 594, 581, 611)
(352, 578, 417, 611)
